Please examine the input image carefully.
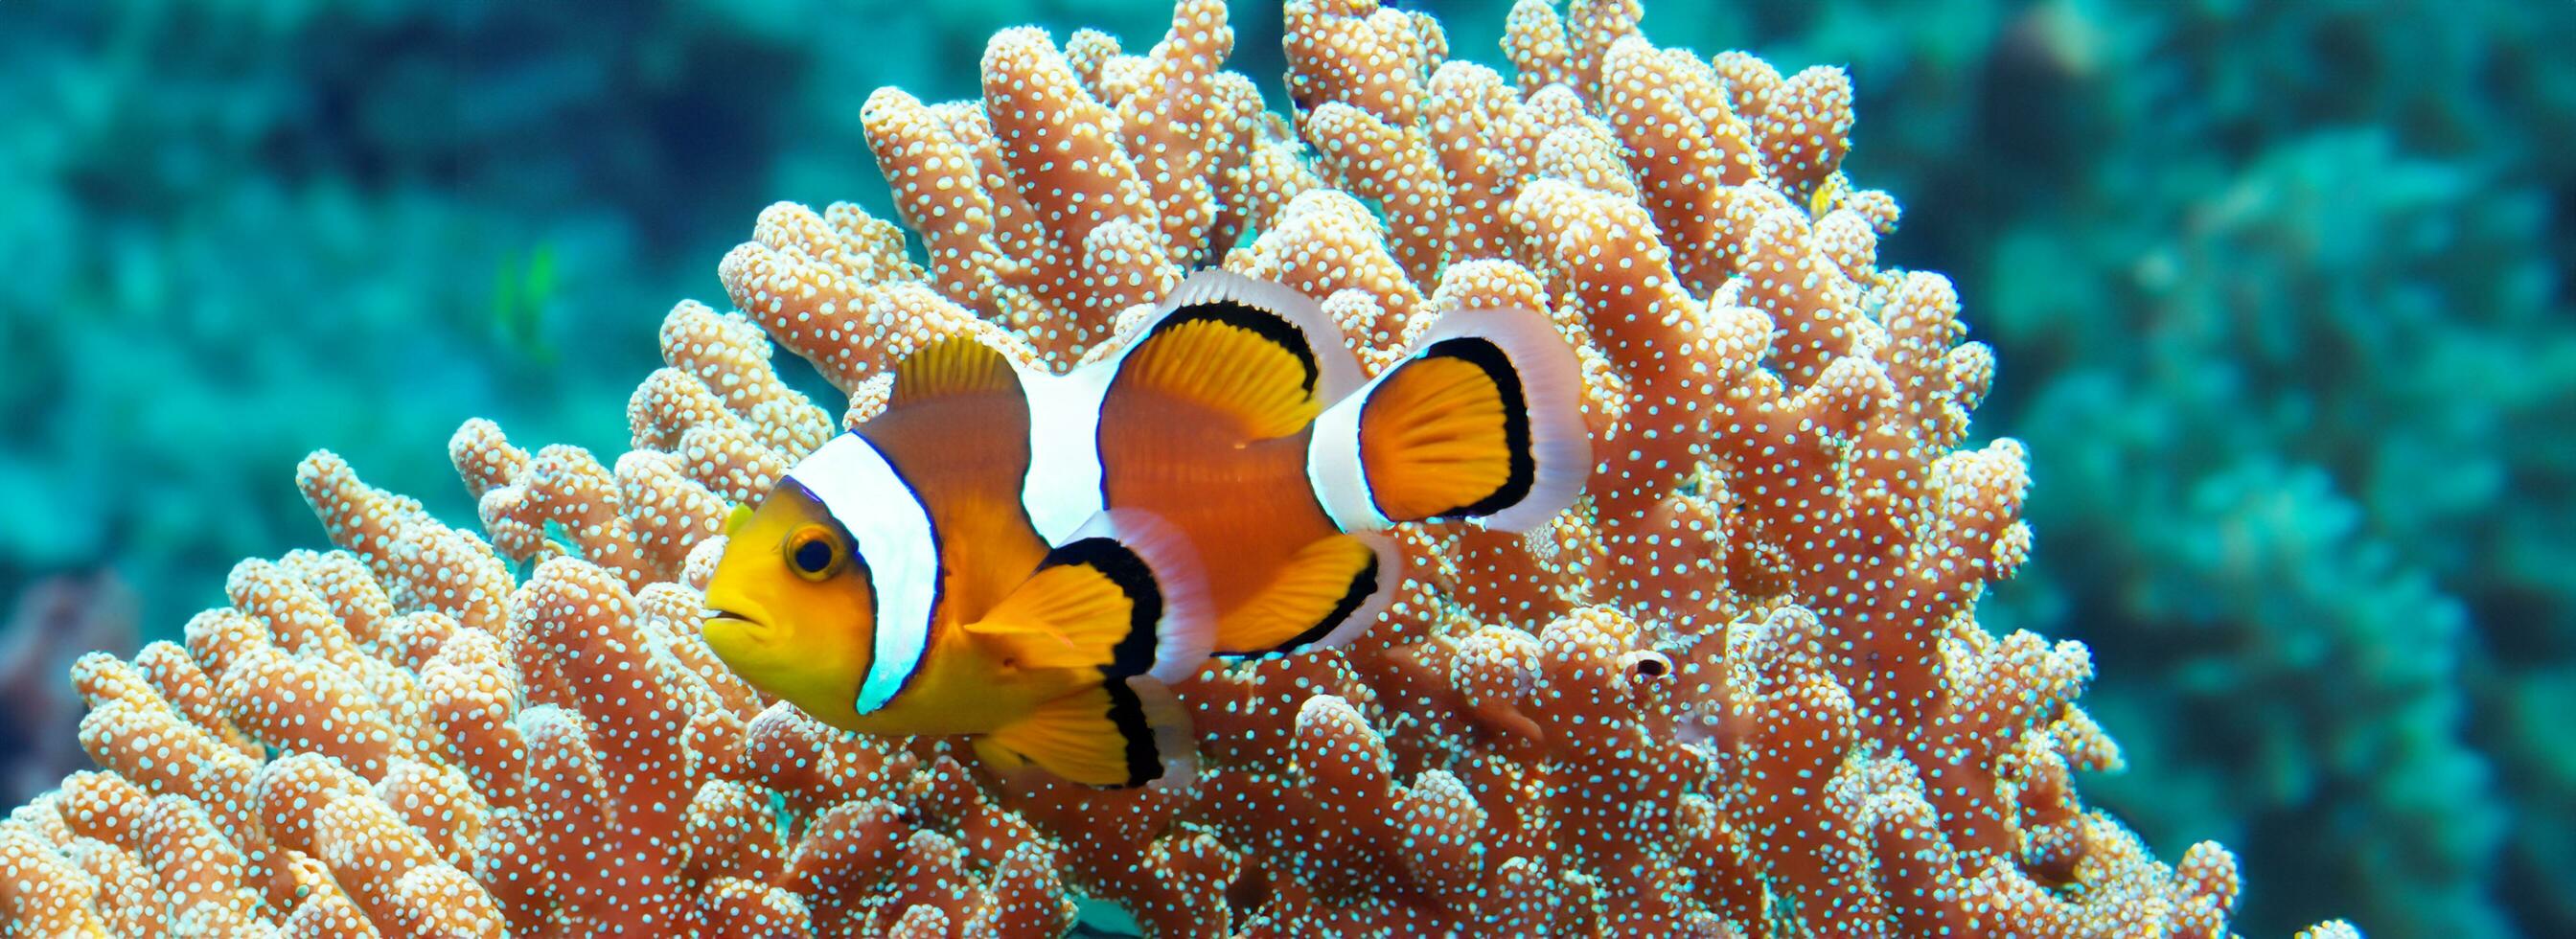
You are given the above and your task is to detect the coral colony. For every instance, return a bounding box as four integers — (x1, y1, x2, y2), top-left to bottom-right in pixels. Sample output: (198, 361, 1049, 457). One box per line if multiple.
(0, 1, 2354, 936)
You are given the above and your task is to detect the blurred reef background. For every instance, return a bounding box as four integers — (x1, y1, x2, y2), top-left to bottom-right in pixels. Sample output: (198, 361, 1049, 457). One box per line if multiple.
(0, 0, 2568, 936)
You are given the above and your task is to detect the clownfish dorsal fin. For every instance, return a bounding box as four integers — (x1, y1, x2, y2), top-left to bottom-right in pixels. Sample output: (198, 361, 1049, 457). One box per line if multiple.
(888, 333, 1019, 411)
(962, 509, 1211, 789)
(1213, 533, 1403, 656)
(1106, 269, 1365, 440)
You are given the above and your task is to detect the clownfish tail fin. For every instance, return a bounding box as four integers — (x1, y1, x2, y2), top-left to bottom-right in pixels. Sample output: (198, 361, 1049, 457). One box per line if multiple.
(1307, 308, 1591, 533)
(967, 509, 1209, 789)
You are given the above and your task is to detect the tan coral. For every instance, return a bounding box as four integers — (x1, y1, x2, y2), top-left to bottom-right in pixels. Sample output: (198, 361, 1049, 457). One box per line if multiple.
(1, 0, 2348, 937)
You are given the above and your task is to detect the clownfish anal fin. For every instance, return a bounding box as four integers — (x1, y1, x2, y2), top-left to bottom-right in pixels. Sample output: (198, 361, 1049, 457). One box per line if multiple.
(889, 333, 1018, 410)
(978, 675, 1195, 790)
(1214, 533, 1401, 655)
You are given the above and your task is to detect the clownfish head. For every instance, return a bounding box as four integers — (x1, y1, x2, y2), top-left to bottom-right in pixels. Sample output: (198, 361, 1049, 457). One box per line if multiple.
(702, 487, 876, 719)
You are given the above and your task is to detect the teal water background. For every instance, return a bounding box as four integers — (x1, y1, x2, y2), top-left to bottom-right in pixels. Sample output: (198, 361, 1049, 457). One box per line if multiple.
(2, 1, 2568, 935)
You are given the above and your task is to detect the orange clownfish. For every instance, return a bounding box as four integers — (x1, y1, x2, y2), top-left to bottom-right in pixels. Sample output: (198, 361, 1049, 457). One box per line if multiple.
(700, 270, 1588, 788)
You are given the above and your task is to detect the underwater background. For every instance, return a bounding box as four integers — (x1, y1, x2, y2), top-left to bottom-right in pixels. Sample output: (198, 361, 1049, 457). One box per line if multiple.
(0, 0, 2567, 936)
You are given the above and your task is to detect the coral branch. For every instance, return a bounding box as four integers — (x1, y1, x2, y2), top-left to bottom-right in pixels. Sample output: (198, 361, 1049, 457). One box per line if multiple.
(0, 1, 2343, 936)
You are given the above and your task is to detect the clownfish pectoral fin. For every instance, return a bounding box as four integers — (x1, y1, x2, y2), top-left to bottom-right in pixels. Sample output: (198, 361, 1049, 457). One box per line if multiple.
(978, 676, 1196, 790)
(963, 509, 1215, 681)
(967, 509, 1209, 789)
(1106, 269, 1366, 439)
(888, 333, 1019, 410)
(1214, 533, 1402, 656)
(1306, 308, 1591, 534)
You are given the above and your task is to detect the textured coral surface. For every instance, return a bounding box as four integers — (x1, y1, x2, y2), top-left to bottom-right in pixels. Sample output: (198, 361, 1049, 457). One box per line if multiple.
(1, 1, 2370, 936)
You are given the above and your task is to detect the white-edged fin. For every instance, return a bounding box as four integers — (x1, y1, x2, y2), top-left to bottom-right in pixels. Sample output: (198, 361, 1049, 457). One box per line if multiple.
(1210, 532, 1405, 657)
(1062, 509, 1216, 683)
(786, 432, 939, 714)
(1298, 533, 1404, 652)
(1127, 675, 1199, 792)
(972, 509, 1212, 789)
(1144, 268, 1366, 406)
(1419, 307, 1591, 533)
(978, 676, 1196, 789)
(1306, 307, 1591, 534)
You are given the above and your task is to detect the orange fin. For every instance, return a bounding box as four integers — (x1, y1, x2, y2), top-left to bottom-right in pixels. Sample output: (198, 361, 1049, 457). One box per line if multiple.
(1215, 534, 1401, 656)
(1107, 270, 1363, 439)
(978, 676, 1195, 789)
(889, 334, 1017, 410)
(962, 562, 1135, 673)
(963, 509, 1215, 683)
(966, 511, 1209, 789)
(1308, 308, 1591, 532)
(1364, 354, 1517, 520)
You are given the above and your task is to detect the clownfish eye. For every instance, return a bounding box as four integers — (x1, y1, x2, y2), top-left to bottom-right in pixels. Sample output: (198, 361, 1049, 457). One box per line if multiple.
(786, 527, 841, 581)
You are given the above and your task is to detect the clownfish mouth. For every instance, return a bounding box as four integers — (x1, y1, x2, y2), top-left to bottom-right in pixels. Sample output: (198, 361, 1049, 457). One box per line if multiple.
(702, 607, 774, 641)
(700, 583, 779, 655)
(701, 606, 777, 662)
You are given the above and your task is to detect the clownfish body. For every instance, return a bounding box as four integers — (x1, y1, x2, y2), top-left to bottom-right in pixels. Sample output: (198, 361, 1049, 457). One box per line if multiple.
(702, 270, 1588, 788)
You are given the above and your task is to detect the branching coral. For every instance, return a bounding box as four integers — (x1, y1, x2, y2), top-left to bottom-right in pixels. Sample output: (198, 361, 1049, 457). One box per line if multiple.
(0, 0, 2346, 935)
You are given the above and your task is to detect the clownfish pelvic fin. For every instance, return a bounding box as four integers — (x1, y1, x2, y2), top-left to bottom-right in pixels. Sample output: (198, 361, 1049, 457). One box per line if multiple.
(1308, 307, 1592, 534)
(964, 509, 1211, 789)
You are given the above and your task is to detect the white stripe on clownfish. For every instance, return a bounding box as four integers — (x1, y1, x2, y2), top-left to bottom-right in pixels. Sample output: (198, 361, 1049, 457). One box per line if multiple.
(1305, 394, 1393, 532)
(1015, 362, 1114, 546)
(786, 433, 939, 715)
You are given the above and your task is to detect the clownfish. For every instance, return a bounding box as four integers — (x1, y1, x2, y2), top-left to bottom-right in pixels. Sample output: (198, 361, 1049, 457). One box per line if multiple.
(700, 270, 1588, 788)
